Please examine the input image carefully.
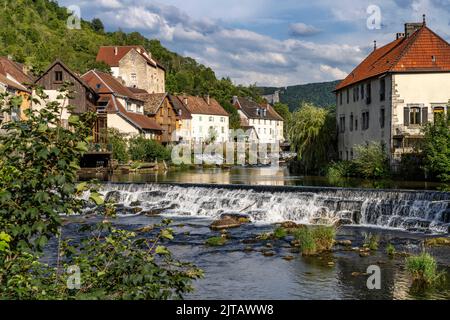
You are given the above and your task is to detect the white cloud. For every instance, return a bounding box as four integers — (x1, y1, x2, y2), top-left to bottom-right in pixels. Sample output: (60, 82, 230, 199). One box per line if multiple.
(289, 23, 321, 36)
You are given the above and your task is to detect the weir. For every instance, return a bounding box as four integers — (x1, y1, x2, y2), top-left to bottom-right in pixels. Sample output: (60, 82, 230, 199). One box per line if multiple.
(91, 183, 450, 234)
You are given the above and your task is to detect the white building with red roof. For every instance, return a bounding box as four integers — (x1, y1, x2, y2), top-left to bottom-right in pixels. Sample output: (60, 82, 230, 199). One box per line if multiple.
(335, 18, 450, 165)
(96, 46, 165, 94)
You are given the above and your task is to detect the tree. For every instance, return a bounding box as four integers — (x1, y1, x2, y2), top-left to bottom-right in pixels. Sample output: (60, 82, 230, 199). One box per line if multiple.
(108, 128, 129, 164)
(129, 136, 171, 162)
(422, 116, 450, 183)
(288, 103, 336, 174)
(273, 102, 292, 138)
(91, 18, 104, 33)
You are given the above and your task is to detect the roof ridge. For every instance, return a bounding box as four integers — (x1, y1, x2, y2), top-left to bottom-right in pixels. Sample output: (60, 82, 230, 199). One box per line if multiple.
(389, 26, 426, 71)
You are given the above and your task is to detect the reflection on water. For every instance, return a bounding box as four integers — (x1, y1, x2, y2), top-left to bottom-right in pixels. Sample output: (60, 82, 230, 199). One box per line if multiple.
(80, 166, 444, 190)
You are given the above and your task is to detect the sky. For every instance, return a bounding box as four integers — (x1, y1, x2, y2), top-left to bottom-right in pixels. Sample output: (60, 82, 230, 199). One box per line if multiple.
(58, 0, 450, 87)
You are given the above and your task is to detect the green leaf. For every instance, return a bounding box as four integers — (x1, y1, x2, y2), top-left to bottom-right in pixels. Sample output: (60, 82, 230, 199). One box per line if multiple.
(89, 192, 104, 206)
(68, 115, 80, 125)
(155, 246, 170, 255)
(76, 182, 88, 193)
(161, 229, 174, 240)
(75, 141, 88, 152)
(0, 232, 12, 243)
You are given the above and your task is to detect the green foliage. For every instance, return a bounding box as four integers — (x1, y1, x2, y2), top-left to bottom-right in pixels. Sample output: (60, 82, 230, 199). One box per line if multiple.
(406, 252, 442, 285)
(288, 103, 337, 174)
(273, 227, 288, 239)
(0, 85, 96, 252)
(386, 243, 396, 256)
(108, 128, 129, 164)
(422, 116, 450, 184)
(327, 143, 390, 180)
(363, 233, 379, 251)
(259, 80, 340, 112)
(294, 226, 335, 255)
(129, 136, 171, 162)
(205, 236, 227, 247)
(353, 143, 390, 179)
(91, 18, 104, 33)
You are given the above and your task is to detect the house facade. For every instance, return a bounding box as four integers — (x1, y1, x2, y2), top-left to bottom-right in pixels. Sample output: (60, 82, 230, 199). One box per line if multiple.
(33, 60, 107, 143)
(129, 91, 178, 144)
(335, 19, 450, 166)
(0, 56, 32, 122)
(232, 96, 284, 144)
(172, 95, 229, 143)
(96, 46, 166, 94)
(82, 70, 163, 140)
(169, 95, 193, 143)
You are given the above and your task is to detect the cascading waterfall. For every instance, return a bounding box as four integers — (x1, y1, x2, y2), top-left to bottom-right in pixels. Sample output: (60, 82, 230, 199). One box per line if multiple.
(87, 183, 450, 234)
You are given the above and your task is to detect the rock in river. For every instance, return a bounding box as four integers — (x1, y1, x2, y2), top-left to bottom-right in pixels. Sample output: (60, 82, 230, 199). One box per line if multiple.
(210, 213, 251, 230)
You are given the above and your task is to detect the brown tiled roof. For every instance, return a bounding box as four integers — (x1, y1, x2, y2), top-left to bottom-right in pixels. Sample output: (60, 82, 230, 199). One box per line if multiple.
(106, 95, 163, 132)
(0, 56, 33, 85)
(138, 92, 167, 115)
(336, 25, 450, 90)
(234, 97, 284, 121)
(96, 46, 166, 70)
(168, 95, 192, 119)
(82, 70, 144, 102)
(175, 96, 229, 117)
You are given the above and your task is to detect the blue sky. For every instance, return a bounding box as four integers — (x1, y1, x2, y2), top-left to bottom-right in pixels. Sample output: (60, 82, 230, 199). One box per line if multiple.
(58, 0, 450, 86)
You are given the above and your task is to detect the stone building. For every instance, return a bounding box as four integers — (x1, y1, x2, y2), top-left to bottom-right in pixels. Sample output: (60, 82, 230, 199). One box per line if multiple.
(335, 18, 450, 167)
(96, 46, 166, 94)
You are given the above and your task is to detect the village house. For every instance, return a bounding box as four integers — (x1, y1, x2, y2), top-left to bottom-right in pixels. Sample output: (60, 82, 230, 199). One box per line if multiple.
(81, 70, 163, 140)
(335, 17, 450, 167)
(0, 56, 32, 122)
(171, 95, 230, 143)
(129, 90, 178, 145)
(96, 46, 166, 94)
(168, 94, 193, 143)
(33, 60, 107, 144)
(232, 96, 284, 144)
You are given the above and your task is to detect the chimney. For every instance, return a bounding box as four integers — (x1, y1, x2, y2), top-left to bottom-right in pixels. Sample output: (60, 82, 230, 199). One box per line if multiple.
(373, 40, 377, 51)
(114, 47, 118, 56)
(232, 96, 238, 105)
(183, 97, 188, 106)
(404, 21, 423, 38)
(396, 32, 405, 39)
(205, 94, 210, 105)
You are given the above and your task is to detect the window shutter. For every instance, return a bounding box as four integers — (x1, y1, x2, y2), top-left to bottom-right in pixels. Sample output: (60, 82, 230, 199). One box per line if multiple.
(404, 107, 410, 126)
(422, 107, 428, 124)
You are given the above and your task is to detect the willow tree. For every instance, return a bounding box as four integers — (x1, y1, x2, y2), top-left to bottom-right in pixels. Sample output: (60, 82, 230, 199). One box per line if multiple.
(288, 103, 336, 174)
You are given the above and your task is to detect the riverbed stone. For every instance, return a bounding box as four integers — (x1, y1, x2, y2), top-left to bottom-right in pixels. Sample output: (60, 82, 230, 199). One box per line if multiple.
(334, 218, 353, 228)
(359, 252, 370, 258)
(210, 213, 251, 230)
(336, 240, 352, 246)
(262, 250, 275, 257)
(283, 256, 295, 261)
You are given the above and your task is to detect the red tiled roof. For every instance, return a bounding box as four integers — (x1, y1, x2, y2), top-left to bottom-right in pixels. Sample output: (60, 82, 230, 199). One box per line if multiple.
(168, 95, 192, 119)
(82, 70, 144, 102)
(96, 46, 165, 70)
(175, 96, 229, 117)
(0, 73, 28, 91)
(336, 26, 450, 90)
(106, 95, 163, 132)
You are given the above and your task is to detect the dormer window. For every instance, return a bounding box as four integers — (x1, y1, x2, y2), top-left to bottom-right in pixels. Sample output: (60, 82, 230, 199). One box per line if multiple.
(96, 83, 101, 90)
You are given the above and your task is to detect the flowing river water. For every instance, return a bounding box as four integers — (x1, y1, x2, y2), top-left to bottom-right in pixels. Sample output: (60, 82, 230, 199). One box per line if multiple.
(58, 167, 450, 300)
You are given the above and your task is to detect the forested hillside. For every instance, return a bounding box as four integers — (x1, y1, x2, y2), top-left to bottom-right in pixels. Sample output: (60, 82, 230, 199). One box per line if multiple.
(0, 0, 260, 127)
(259, 80, 340, 111)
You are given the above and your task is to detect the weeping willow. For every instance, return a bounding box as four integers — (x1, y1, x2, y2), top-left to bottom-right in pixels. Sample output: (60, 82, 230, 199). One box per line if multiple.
(288, 103, 336, 173)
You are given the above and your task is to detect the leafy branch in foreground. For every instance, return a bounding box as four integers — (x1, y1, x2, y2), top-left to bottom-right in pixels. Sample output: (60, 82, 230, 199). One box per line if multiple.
(0, 88, 202, 300)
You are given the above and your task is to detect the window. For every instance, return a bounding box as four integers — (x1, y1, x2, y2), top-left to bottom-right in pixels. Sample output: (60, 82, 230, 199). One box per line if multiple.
(199, 116, 202, 121)
(131, 73, 137, 82)
(355, 119, 358, 131)
(339, 116, 346, 133)
(220, 117, 224, 123)
(222, 127, 225, 134)
(410, 107, 421, 125)
(380, 108, 385, 128)
(350, 113, 354, 132)
(346, 89, 349, 104)
(433, 107, 445, 123)
(356, 86, 359, 101)
(339, 92, 343, 105)
(209, 116, 213, 122)
(55, 71, 63, 82)
(361, 84, 364, 100)
(362, 112, 370, 130)
(380, 78, 386, 101)
(366, 83, 372, 104)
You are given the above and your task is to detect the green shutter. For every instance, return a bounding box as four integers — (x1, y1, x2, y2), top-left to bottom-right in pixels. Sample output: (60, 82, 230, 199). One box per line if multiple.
(422, 107, 428, 124)
(404, 107, 410, 126)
